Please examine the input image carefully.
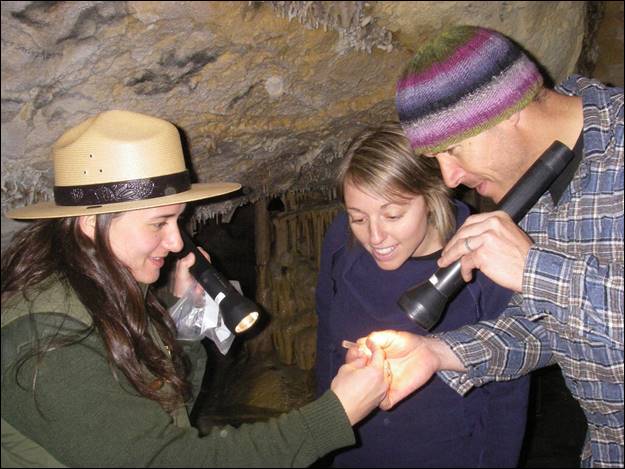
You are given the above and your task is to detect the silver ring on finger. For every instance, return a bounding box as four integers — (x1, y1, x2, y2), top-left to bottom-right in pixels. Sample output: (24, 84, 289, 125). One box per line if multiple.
(464, 237, 474, 252)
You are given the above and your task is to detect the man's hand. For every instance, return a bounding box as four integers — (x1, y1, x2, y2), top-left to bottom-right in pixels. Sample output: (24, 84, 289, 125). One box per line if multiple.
(348, 331, 466, 411)
(438, 211, 532, 292)
(365, 331, 440, 410)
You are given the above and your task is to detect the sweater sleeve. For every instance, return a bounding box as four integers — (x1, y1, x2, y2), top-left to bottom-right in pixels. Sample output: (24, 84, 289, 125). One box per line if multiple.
(1, 316, 354, 468)
(314, 213, 348, 398)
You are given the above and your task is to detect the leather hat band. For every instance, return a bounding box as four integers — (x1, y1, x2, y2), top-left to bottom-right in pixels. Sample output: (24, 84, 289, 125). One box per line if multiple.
(54, 171, 191, 206)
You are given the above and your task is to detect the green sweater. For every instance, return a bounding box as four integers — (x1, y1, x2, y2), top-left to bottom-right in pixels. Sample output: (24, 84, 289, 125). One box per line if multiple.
(1, 275, 354, 467)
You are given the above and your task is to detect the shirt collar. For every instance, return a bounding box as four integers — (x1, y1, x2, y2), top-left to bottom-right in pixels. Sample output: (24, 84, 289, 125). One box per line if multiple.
(549, 130, 584, 206)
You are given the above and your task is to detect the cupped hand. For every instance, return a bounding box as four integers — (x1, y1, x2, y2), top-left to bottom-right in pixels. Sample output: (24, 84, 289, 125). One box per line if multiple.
(366, 330, 441, 411)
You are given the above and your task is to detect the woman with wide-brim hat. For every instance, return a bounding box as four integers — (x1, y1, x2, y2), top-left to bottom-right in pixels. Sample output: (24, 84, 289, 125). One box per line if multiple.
(1, 110, 389, 467)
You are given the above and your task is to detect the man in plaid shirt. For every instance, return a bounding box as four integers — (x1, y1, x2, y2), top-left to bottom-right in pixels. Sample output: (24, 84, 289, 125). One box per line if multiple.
(354, 26, 623, 467)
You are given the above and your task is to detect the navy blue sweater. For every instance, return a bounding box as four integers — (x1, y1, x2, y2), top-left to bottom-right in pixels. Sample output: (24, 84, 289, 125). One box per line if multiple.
(315, 201, 529, 468)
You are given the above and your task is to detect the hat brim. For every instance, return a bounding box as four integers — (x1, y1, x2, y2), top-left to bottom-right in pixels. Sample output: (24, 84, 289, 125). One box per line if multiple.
(6, 182, 241, 219)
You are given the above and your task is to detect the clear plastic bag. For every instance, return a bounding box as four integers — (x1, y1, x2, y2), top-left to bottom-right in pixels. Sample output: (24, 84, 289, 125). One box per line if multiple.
(168, 281, 242, 355)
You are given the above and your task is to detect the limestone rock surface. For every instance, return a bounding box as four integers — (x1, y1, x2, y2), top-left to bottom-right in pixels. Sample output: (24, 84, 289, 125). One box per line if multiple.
(2, 1, 588, 245)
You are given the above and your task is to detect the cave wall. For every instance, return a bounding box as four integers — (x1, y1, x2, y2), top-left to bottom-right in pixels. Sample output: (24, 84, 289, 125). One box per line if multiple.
(593, 1, 624, 87)
(2, 0, 605, 249)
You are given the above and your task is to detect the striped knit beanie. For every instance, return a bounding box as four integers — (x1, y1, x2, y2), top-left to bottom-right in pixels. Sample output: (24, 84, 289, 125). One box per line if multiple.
(396, 26, 543, 154)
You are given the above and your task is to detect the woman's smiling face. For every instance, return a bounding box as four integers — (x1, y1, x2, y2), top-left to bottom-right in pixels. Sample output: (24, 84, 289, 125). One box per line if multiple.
(344, 180, 439, 271)
(80, 203, 187, 284)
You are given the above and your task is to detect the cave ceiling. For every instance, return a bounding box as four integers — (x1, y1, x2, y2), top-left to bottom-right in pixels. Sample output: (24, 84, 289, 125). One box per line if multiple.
(1, 1, 586, 224)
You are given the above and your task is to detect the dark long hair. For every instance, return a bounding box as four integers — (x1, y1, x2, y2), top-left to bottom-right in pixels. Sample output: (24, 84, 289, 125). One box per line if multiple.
(1, 215, 191, 412)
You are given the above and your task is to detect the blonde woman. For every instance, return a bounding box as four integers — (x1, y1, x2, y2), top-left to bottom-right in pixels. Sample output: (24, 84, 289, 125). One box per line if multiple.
(314, 121, 529, 467)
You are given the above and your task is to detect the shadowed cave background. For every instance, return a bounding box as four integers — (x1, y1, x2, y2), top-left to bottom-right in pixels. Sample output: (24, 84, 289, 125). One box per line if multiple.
(2, 2, 623, 467)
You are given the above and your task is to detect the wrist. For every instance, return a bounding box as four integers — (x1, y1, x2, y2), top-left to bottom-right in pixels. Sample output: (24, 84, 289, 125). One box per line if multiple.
(425, 335, 464, 372)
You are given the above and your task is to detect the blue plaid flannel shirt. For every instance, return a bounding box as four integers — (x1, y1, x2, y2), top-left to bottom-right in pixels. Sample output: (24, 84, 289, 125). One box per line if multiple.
(439, 76, 624, 468)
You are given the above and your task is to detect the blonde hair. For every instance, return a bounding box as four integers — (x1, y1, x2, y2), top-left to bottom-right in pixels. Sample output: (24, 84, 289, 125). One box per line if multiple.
(338, 121, 455, 242)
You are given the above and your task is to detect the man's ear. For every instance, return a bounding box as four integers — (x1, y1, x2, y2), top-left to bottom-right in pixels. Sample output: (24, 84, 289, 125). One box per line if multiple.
(78, 215, 97, 240)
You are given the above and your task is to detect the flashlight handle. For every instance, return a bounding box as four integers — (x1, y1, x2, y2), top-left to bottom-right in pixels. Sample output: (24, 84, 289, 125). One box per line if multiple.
(426, 262, 464, 299)
(498, 141, 574, 222)
(178, 228, 241, 303)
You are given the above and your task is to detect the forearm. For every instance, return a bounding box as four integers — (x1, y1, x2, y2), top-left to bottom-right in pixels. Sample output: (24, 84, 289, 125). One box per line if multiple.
(188, 390, 354, 468)
(2, 317, 354, 468)
(425, 335, 466, 373)
(437, 311, 554, 394)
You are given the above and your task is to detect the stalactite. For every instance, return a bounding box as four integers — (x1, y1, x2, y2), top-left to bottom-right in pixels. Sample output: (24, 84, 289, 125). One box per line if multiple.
(255, 188, 342, 370)
(273, 216, 288, 258)
(266, 0, 393, 53)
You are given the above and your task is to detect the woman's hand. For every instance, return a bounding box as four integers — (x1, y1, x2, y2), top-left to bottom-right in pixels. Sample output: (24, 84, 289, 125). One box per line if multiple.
(170, 247, 210, 299)
(331, 345, 390, 425)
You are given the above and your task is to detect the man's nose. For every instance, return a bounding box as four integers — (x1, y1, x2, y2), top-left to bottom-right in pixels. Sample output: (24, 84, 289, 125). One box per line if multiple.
(436, 155, 464, 189)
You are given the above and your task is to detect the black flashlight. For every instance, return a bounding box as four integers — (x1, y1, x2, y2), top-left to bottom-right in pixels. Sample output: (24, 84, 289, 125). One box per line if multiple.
(398, 141, 575, 330)
(178, 227, 260, 334)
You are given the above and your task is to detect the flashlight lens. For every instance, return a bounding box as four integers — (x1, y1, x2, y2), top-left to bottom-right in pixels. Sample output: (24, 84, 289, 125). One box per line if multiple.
(235, 312, 259, 333)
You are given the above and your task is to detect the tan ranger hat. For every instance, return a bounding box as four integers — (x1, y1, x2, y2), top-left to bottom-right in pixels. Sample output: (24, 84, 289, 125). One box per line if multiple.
(6, 110, 240, 219)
